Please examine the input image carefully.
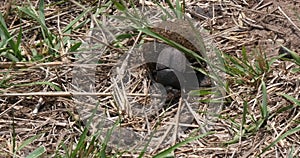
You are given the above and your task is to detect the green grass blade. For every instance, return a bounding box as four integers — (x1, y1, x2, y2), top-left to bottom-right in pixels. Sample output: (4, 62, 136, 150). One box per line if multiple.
(17, 0, 55, 49)
(269, 54, 286, 66)
(88, 135, 98, 157)
(17, 6, 47, 31)
(70, 123, 89, 157)
(112, 0, 127, 11)
(224, 130, 244, 145)
(0, 12, 11, 39)
(38, 0, 46, 26)
(69, 42, 82, 52)
(241, 46, 249, 64)
(25, 146, 46, 158)
(226, 49, 262, 77)
(99, 119, 122, 158)
(224, 64, 243, 77)
(260, 126, 300, 155)
(242, 101, 248, 128)
(190, 88, 214, 96)
(287, 145, 295, 158)
(213, 47, 227, 73)
(15, 134, 42, 154)
(0, 71, 12, 89)
(63, 8, 91, 33)
(71, 103, 101, 157)
(165, 0, 178, 18)
(138, 121, 166, 158)
(291, 67, 300, 73)
(281, 94, 300, 106)
(269, 105, 295, 120)
(138, 27, 204, 61)
(57, 143, 69, 158)
(224, 54, 246, 75)
(37, 0, 50, 40)
(155, 1, 173, 19)
(175, 0, 183, 19)
(260, 79, 268, 119)
(153, 132, 213, 158)
(244, 48, 261, 75)
(137, 133, 154, 158)
(290, 51, 300, 65)
(1, 51, 20, 62)
(16, 27, 22, 54)
(38, 0, 55, 49)
(0, 13, 21, 61)
(280, 46, 300, 65)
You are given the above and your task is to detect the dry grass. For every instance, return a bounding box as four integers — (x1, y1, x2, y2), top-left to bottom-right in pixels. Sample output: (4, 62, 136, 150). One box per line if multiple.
(0, 0, 300, 157)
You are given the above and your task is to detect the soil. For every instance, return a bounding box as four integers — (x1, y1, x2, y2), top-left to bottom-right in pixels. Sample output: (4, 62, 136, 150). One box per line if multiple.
(187, 0, 300, 57)
(0, 0, 300, 157)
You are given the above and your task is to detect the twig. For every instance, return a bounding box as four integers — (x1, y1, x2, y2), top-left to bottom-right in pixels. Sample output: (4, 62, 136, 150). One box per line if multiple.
(278, 6, 300, 32)
(0, 62, 116, 69)
(0, 91, 162, 97)
(172, 97, 182, 146)
(0, 98, 24, 117)
(151, 123, 173, 154)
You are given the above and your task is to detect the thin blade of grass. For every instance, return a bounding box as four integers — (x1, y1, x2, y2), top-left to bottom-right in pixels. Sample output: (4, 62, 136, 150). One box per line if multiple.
(137, 132, 155, 158)
(16, 27, 22, 54)
(175, 0, 183, 19)
(189, 88, 214, 96)
(269, 54, 286, 65)
(58, 143, 70, 158)
(153, 131, 213, 158)
(1, 51, 20, 62)
(242, 101, 248, 128)
(280, 45, 300, 65)
(260, 79, 268, 119)
(260, 126, 300, 155)
(224, 63, 244, 77)
(70, 127, 88, 158)
(69, 42, 82, 52)
(269, 105, 295, 120)
(15, 134, 43, 154)
(17, 0, 55, 49)
(165, 0, 177, 18)
(224, 130, 244, 145)
(225, 51, 259, 77)
(63, 8, 92, 33)
(288, 145, 295, 158)
(224, 54, 246, 75)
(38, 0, 45, 26)
(71, 104, 100, 157)
(0, 71, 12, 89)
(0, 13, 21, 61)
(138, 113, 166, 158)
(25, 146, 46, 158)
(241, 46, 249, 64)
(99, 119, 122, 158)
(154, 1, 173, 19)
(111, 0, 127, 12)
(281, 94, 300, 106)
(138, 27, 204, 62)
(83, 135, 97, 157)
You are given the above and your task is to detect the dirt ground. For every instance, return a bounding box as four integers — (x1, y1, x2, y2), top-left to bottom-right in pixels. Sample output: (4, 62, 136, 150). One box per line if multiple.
(0, 0, 300, 157)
